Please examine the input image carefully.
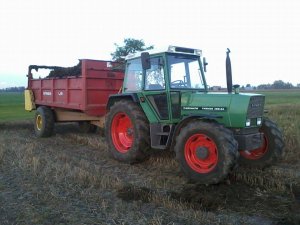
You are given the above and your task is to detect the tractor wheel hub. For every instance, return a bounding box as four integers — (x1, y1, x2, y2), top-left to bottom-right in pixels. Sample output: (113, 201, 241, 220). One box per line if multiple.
(195, 147, 209, 159)
(127, 128, 133, 136)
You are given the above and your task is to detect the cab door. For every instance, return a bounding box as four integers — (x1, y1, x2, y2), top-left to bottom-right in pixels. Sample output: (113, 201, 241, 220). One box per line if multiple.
(142, 56, 170, 121)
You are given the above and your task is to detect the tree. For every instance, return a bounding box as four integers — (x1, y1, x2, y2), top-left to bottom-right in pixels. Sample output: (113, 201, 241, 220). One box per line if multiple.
(111, 38, 154, 61)
(272, 80, 293, 89)
(284, 82, 293, 89)
(257, 84, 272, 90)
(0, 86, 25, 92)
(272, 80, 285, 89)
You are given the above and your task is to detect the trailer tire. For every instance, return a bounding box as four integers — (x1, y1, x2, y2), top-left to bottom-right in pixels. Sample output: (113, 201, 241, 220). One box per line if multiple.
(34, 106, 55, 137)
(105, 100, 150, 163)
(175, 121, 239, 184)
(78, 121, 97, 133)
(239, 118, 284, 168)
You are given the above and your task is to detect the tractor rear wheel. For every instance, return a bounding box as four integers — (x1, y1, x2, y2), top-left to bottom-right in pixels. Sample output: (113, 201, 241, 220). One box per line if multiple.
(239, 118, 284, 168)
(34, 106, 55, 137)
(105, 100, 150, 163)
(175, 121, 238, 184)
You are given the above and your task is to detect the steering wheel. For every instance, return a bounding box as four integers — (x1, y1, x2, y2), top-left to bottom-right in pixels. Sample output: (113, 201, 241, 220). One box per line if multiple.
(171, 80, 186, 88)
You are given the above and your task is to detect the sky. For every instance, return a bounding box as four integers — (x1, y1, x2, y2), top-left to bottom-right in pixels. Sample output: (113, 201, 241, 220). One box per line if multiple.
(0, 0, 299, 88)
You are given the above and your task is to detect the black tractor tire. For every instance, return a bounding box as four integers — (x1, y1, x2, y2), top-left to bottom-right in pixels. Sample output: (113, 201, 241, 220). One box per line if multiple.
(174, 121, 239, 184)
(78, 121, 97, 133)
(239, 118, 285, 168)
(105, 100, 150, 163)
(34, 106, 55, 138)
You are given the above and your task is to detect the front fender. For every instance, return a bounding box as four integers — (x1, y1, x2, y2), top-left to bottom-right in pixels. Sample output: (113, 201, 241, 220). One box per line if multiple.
(169, 114, 222, 149)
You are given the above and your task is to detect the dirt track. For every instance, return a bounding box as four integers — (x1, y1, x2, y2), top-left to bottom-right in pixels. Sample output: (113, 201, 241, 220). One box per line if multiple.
(0, 120, 299, 225)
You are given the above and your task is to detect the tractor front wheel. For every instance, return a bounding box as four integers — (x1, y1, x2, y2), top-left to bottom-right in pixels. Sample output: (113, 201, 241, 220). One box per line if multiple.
(239, 118, 284, 168)
(34, 106, 55, 137)
(175, 121, 239, 184)
(105, 100, 150, 163)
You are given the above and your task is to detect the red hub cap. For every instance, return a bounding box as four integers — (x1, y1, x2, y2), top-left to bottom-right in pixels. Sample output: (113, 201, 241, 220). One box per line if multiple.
(184, 134, 218, 173)
(240, 135, 268, 160)
(111, 112, 133, 153)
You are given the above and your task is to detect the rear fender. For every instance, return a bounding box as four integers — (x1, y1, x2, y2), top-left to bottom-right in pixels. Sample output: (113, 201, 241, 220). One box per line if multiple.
(107, 93, 139, 110)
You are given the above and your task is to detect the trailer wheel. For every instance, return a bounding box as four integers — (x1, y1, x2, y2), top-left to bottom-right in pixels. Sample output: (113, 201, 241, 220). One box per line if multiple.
(175, 121, 238, 184)
(34, 106, 55, 137)
(239, 118, 284, 168)
(105, 100, 150, 163)
(78, 121, 97, 133)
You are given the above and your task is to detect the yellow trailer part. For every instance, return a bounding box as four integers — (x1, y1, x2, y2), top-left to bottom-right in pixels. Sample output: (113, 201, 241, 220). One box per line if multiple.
(24, 89, 36, 111)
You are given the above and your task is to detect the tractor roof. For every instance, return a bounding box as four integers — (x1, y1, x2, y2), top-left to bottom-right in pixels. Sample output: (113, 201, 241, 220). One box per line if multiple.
(125, 46, 202, 60)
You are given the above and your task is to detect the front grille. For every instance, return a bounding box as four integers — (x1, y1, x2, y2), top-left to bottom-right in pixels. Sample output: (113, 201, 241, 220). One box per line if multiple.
(247, 96, 265, 118)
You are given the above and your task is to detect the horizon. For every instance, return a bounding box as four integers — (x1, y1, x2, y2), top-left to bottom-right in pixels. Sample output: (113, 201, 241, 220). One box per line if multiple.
(1, 79, 299, 90)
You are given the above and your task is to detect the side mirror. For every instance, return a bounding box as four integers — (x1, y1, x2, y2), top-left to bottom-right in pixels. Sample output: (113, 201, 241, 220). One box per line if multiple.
(141, 52, 151, 70)
(203, 57, 208, 72)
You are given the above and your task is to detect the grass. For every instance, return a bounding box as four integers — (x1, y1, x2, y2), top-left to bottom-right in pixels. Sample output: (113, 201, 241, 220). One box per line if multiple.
(0, 122, 221, 224)
(266, 104, 300, 162)
(238, 89, 300, 162)
(256, 90, 300, 162)
(231, 89, 300, 195)
(0, 92, 33, 121)
(0, 120, 299, 224)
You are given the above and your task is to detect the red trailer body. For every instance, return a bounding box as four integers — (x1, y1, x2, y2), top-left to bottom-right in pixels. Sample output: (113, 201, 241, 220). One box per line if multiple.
(28, 59, 124, 117)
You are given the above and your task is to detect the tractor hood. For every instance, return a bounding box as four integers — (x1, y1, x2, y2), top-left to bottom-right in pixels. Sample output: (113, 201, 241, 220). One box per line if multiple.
(180, 92, 265, 128)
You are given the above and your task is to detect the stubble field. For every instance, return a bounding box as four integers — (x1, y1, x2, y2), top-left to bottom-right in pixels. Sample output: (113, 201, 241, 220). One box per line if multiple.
(0, 90, 299, 224)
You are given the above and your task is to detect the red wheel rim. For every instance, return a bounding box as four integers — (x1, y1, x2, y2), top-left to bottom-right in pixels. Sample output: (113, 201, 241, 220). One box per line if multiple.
(184, 134, 218, 173)
(111, 112, 133, 153)
(240, 135, 268, 160)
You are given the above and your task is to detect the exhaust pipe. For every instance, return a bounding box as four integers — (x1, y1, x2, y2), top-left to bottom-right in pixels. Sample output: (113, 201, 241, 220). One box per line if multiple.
(226, 48, 232, 93)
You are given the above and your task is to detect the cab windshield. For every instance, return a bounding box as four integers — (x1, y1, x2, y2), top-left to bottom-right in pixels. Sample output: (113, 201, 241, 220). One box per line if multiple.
(168, 54, 205, 90)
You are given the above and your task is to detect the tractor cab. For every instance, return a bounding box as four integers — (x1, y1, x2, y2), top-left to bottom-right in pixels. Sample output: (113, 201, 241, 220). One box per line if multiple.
(124, 46, 206, 91)
(122, 46, 207, 123)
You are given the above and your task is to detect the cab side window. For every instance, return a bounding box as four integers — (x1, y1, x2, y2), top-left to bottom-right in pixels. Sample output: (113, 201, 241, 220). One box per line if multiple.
(145, 57, 165, 90)
(124, 58, 143, 92)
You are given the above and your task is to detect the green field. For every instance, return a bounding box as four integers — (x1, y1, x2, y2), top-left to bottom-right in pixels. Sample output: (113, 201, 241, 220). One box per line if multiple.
(0, 92, 33, 121)
(0, 90, 300, 121)
(256, 89, 300, 105)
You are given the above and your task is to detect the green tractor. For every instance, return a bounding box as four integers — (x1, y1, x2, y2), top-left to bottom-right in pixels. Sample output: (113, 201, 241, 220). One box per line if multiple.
(105, 46, 284, 184)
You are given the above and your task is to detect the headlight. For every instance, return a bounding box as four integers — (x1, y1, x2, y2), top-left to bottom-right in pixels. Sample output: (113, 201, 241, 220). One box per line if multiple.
(246, 118, 251, 127)
(257, 117, 262, 126)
